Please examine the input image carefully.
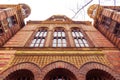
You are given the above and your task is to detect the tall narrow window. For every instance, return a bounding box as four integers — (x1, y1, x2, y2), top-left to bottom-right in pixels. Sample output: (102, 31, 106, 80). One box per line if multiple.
(72, 28, 89, 47)
(52, 28, 67, 47)
(0, 21, 4, 35)
(114, 22, 120, 37)
(7, 15, 17, 27)
(30, 28, 47, 47)
(101, 16, 111, 29)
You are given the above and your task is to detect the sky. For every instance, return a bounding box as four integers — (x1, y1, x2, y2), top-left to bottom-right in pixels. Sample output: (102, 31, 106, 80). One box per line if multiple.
(0, 0, 120, 21)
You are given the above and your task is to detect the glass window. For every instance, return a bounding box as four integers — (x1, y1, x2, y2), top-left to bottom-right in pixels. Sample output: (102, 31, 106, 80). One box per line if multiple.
(52, 28, 67, 47)
(72, 28, 89, 47)
(7, 15, 17, 27)
(62, 39, 66, 43)
(52, 43, 56, 47)
(30, 28, 47, 47)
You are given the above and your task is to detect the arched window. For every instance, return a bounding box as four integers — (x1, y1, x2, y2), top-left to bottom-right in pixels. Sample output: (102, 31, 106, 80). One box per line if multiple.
(52, 28, 67, 47)
(71, 28, 89, 47)
(30, 28, 47, 47)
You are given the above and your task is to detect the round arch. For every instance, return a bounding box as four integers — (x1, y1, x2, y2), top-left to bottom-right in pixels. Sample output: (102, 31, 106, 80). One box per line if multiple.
(79, 62, 120, 80)
(4, 69, 34, 80)
(1, 62, 41, 80)
(41, 61, 79, 80)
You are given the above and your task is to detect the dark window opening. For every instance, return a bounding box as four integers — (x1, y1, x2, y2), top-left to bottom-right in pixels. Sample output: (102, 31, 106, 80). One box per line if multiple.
(114, 22, 120, 37)
(4, 69, 34, 80)
(7, 15, 17, 27)
(101, 16, 112, 29)
(0, 21, 4, 35)
(86, 69, 116, 80)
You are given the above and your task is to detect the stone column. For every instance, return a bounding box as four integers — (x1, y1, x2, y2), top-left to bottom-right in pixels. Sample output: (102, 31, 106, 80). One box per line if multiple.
(45, 25, 53, 47)
(67, 31, 75, 47)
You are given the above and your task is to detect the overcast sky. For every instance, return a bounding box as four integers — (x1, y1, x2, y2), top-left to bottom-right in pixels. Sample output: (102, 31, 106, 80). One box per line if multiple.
(1, 0, 120, 21)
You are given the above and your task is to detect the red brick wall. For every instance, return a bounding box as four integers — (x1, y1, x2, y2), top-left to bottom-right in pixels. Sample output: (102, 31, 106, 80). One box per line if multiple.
(105, 50, 120, 73)
(4, 25, 37, 47)
(86, 31, 114, 47)
(98, 24, 120, 49)
(82, 25, 114, 47)
(0, 50, 16, 72)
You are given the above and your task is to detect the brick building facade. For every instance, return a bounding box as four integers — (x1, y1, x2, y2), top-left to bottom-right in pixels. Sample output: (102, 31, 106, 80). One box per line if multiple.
(0, 4, 120, 80)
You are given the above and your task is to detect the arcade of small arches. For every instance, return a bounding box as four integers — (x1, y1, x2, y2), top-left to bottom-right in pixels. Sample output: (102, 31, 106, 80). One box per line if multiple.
(1, 61, 119, 80)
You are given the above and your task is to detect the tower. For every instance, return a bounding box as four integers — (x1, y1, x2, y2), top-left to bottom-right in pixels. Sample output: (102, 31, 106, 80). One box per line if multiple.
(0, 4, 120, 80)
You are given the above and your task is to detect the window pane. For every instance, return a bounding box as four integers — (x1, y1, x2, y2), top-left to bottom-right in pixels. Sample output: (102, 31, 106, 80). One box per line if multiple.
(40, 44, 44, 47)
(32, 39, 36, 43)
(58, 43, 61, 47)
(54, 32, 57, 37)
(35, 44, 39, 47)
(53, 39, 57, 43)
(78, 39, 82, 43)
(30, 44, 34, 47)
(36, 39, 41, 44)
(62, 32, 65, 37)
(58, 32, 61, 37)
(58, 39, 61, 43)
(39, 32, 43, 37)
(85, 43, 89, 47)
(52, 44, 56, 47)
(43, 32, 47, 37)
(80, 44, 84, 47)
(76, 44, 79, 47)
(74, 39, 78, 43)
(83, 39, 87, 43)
(79, 32, 83, 37)
(62, 39, 66, 43)
(72, 32, 75, 37)
(41, 39, 45, 44)
(63, 44, 66, 47)
(7, 17, 13, 27)
(35, 32, 40, 37)
(75, 32, 79, 37)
